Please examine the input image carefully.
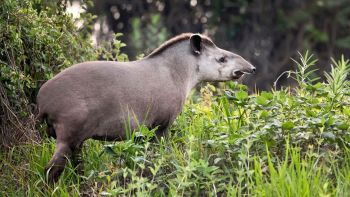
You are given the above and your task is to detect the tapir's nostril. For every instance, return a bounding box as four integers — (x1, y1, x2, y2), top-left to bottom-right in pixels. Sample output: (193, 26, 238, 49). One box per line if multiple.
(252, 67, 256, 74)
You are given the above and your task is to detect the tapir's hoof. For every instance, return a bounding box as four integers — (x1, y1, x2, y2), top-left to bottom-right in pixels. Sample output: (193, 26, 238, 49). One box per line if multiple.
(45, 165, 64, 183)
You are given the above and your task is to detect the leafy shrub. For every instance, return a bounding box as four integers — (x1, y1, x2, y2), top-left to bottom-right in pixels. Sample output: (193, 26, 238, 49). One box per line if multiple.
(0, 0, 105, 148)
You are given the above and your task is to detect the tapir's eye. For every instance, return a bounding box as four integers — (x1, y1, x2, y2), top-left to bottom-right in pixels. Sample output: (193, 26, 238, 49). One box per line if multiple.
(218, 56, 227, 63)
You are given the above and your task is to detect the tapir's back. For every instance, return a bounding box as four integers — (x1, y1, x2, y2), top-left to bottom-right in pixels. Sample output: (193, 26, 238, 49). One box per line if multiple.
(37, 61, 133, 139)
(37, 60, 184, 141)
(38, 61, 130, 118)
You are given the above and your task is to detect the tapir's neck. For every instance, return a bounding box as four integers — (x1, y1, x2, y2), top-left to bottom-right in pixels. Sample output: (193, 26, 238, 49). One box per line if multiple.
(143, 43, 200, 97)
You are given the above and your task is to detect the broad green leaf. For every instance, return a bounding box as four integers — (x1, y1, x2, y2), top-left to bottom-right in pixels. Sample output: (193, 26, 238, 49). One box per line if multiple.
(261, 91, 273, 100)
(336, 122, 349, 130)
(256, 96, 268, 106)
(259, 110, 269, 119)
(235, 90, 248, 101)
(343, 107, 350, 117)
(282, 121, 294, 130)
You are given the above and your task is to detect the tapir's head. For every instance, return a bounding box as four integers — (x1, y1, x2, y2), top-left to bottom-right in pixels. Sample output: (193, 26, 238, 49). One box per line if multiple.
(190, 34, 256, 81)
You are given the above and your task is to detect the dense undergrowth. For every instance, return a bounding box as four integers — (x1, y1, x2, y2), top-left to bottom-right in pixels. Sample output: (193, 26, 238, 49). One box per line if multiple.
(1, 0, 350, 196)
(1, 53, 350, 196)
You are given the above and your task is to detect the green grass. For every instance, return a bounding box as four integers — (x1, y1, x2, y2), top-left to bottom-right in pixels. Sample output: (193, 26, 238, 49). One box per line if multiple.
(1, 54, 350, 196)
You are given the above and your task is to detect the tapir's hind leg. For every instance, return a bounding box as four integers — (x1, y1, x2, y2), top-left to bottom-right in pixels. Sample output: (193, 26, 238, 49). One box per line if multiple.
(71, 142, 84, 175)
(45, 141, 73, 183)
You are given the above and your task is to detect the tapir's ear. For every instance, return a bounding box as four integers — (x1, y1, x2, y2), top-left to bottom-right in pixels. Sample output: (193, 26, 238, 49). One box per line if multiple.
(190, 34, 202, 55)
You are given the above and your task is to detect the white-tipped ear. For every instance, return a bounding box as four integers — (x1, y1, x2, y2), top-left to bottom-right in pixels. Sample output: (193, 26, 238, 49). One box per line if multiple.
(190, 34, 202, 55)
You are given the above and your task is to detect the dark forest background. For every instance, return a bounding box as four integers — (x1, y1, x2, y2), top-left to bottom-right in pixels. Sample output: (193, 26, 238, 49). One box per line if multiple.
(86, 0, 350, 90)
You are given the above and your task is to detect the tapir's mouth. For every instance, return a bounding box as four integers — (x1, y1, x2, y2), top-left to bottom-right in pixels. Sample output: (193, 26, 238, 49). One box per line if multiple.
(231, 67, 256, 80)
(231, 70, 247, 80)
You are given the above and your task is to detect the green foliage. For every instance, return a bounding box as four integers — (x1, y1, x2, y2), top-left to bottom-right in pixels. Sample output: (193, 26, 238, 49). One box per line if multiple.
(0, 0, 97, 109)
(325, 56, 350, 99)
(96, 33, 129, 62)
(131, 13, 168, 56)
(290, 51, 320, 88)
(2, 53, 349, 196)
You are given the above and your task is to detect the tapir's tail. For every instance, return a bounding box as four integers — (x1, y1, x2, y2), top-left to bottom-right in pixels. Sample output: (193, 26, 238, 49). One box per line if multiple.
(36, 107, 44, 123)
(36, 107, 56, 139)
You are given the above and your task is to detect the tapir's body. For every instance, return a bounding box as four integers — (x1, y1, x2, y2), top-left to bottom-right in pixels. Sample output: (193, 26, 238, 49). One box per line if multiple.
(37, 33, 255, 182)
(38, 60, 185, 142)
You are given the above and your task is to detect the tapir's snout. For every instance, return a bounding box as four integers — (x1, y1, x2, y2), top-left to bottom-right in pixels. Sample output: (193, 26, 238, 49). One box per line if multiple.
(240, 66, 256, 74)
(231, 57, 256, 79)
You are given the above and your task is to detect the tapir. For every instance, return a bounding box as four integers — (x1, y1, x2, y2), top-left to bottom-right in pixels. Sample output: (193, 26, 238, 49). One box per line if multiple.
(37, 33, 256, 182)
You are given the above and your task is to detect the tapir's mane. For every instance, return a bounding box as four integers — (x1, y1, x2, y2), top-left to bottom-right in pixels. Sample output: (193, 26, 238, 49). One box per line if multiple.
(146, 33, 215, 58)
